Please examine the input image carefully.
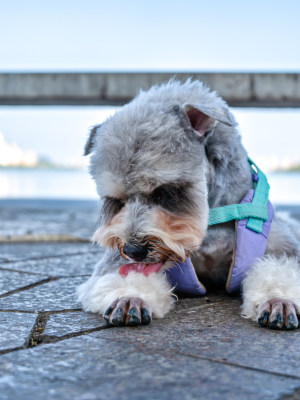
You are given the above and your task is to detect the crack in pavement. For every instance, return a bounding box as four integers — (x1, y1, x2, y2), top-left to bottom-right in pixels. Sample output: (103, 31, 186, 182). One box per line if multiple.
(39, 325, 112, 344)
(0, 312, 50, 355)
(0, 265, 90, 278)
(0, 277, 60, 299)
(0, 248, 102, 265)
(0, 273, 90, 299)
(103, 336, 300, 382)
(27, 311, 111, 348)
(174, 350, 300, 381)
(26, 312, 50, 348)
(0, 309, 82, 314)
(26, 310, 111, 348)
(0, 345, 30, 356)
(0, 309, 38, 314)
(0, 266, 48, 276)
(0, 309, 84, 355)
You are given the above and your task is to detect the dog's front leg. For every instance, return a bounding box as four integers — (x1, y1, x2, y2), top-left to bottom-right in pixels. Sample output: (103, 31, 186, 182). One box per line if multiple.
(241, 255, 300, 330)
(77, 250, 175, 326)
(100, 271, 175, 326)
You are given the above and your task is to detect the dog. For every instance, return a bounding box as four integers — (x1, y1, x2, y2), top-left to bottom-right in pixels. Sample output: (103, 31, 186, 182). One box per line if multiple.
(77, 79, 300, 330)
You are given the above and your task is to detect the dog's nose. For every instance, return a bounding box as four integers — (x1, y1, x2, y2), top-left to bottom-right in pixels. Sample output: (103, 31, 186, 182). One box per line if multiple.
(123, 242, 149, 261)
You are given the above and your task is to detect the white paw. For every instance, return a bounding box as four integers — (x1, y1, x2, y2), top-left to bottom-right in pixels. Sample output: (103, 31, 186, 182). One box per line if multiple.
(77, 271, 175, 318)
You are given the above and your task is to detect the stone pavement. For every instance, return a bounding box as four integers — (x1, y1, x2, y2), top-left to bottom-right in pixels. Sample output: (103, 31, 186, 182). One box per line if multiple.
(1, 200, 300, 400)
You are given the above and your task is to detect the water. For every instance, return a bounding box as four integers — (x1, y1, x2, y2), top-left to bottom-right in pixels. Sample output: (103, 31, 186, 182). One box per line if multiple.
(268, 172, 300, 205)
(1, 168, 300, 205)
(0, 168, 97, 200)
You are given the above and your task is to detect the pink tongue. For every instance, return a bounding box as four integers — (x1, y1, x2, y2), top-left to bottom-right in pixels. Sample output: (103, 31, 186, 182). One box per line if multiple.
(119, 262, 163, 277)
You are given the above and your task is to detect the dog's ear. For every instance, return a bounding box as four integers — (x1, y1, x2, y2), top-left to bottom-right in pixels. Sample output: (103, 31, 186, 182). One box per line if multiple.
(84, 124, 102, 156)
(183, 103, 236, 137)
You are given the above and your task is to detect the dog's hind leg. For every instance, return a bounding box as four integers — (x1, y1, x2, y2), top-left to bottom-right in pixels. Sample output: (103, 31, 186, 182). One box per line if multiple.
(241, 255, 300, 330)
(241, 213, 300, 330)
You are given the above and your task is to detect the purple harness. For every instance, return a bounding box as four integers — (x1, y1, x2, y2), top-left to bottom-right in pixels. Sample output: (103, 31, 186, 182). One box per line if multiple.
(165, 186, 274, 295)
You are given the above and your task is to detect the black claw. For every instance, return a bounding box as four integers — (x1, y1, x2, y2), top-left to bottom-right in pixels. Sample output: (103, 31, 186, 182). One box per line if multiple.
(269, 320, 280, 330)
(269, 313, 283, 330)
(104, 306, 112, 315)
(277, 313, 283, 324)
(258, 311, 269, 327)
(126, 308, 140, 326)
(141, 308, 152, 325)
(112, 308, 124, 326)
(286, 314, 297, 330)
(103, 307, 112, 322)
(128, 317, 141, 326)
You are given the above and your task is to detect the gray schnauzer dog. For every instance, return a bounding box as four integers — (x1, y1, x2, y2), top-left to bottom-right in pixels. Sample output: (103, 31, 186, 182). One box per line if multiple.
(77, 79, 300, 330)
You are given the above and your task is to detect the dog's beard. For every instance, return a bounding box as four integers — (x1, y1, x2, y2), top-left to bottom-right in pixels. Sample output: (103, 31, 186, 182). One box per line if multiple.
(92, 208, 206, 263)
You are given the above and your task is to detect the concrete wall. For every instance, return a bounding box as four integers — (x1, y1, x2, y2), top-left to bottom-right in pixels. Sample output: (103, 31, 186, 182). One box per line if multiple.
(0, 72, 300, 107)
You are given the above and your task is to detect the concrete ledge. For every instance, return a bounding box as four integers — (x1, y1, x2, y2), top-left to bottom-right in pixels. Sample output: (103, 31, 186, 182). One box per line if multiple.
(0, 72, 300, 107)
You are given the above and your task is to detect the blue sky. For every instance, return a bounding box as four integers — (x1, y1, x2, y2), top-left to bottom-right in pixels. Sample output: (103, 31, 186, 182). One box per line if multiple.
(1, 0, 300, 71)
(0, 0, 300, 172)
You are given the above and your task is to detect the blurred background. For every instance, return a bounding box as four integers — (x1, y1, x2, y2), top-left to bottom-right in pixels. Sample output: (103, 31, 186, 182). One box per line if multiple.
(1, 0, 300, 204)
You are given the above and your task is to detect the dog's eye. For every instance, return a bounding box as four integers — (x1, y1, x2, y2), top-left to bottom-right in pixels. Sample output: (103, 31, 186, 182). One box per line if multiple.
(101, 197, 125, 223)
(152, 185, 186, 212)
(106, 197, 125, 210)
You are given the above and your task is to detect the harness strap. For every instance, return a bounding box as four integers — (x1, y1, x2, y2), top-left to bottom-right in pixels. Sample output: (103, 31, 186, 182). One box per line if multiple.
(207, 158, 270, 234)
(208, 203, 268, 227)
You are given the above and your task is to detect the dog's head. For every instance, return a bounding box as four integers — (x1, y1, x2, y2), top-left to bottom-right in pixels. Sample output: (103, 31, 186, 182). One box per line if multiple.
(85, 80, 236, 265)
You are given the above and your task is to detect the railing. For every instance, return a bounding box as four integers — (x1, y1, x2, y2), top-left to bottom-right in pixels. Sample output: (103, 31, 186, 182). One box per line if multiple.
(0, 72, 300, 107)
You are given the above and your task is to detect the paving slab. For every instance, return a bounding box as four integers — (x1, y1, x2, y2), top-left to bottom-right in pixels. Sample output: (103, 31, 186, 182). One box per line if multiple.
(0, 242, 101, 263)
(0, 276, 85, 312)
(0, 312, 36, 351)
(0, 332, 299, 400)
(0, 269, 48, 296)
(99, 296, 300, 379)
(0, 250, 103, 277)
(44, 311, 105, 337)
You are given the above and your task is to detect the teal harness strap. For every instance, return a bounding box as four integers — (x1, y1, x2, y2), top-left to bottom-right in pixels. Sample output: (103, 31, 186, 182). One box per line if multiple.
(246, 158, 270, 232)
(208, 158, 270, 234)
(208, 203, 268, 226)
